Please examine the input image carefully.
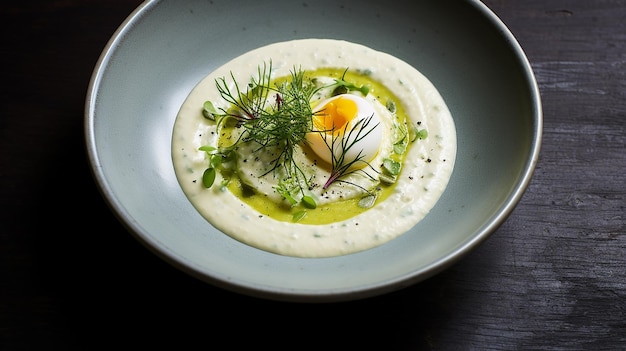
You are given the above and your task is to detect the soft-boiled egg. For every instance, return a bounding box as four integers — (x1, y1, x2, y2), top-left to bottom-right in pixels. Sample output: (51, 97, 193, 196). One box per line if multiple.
(306, 94, 382, 168)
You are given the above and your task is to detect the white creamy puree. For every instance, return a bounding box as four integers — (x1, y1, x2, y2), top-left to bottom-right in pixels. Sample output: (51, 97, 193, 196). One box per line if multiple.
(171, 39, 456, 258)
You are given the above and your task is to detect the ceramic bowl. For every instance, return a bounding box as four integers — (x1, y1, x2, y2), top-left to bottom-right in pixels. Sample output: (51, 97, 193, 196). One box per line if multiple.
(85, 0, 541, 302)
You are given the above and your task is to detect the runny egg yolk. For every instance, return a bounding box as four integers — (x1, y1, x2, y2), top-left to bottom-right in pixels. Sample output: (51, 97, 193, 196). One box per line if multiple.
(313, 95, 357, 132)
(306, 94, 383, 167)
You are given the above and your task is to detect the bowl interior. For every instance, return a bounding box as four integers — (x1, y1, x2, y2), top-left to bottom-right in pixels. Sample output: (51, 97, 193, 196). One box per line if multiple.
(86, 0, 541, 302)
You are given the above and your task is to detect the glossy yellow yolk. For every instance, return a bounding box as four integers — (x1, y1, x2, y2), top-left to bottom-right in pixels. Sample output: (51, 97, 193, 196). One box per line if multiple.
(313, 96, 357, 133)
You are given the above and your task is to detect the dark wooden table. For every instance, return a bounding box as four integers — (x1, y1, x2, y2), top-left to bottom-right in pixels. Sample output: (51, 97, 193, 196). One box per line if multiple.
(2, 1, 624, 349)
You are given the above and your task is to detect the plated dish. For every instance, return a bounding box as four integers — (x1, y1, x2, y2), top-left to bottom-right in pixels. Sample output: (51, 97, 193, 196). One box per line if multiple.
(85, 0, 541, 302)
(171, 38, 457, 258)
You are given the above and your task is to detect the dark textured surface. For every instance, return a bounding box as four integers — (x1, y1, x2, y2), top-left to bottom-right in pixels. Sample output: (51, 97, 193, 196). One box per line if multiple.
(1, 1, 624, 349)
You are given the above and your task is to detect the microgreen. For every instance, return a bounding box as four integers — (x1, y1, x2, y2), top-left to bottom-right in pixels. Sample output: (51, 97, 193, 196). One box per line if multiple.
(329, 68, 371, 96)
(416, 128, 428, 140)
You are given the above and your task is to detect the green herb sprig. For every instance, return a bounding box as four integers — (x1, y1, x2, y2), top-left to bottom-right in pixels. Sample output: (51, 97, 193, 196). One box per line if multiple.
(321, 115, 380, 191)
